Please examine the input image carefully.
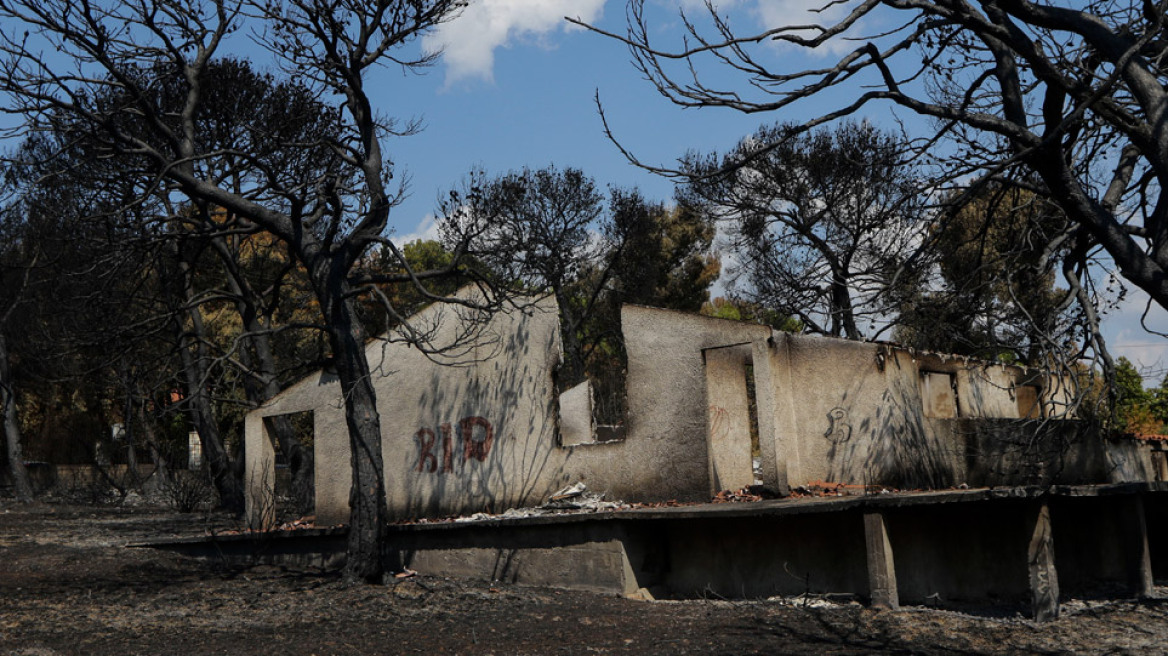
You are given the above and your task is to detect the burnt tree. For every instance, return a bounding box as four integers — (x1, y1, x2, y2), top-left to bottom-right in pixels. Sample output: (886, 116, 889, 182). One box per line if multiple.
(577, 0, 1168, 371)
(0, 0, 491, 582)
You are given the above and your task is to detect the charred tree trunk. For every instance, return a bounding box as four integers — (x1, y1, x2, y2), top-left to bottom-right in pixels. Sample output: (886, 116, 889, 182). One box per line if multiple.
(120, 383, 141, 489)
(0, 331, 34, 502)
(315, 272, 389, 583)
(124, 434, 140, 487)
(832, 281, 860, 341)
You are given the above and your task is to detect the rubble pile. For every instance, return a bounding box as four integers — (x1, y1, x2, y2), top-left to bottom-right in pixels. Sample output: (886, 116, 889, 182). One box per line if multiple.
(790, 480, 897, 497)
(411, 483, 630, 524)
(711, 485, 784, 503)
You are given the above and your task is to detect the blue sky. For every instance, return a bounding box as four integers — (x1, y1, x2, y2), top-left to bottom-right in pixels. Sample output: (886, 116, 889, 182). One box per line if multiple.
(367, 0, 1168, 380)
(383, 0, 910, 241)
(382, 1, 774, 239)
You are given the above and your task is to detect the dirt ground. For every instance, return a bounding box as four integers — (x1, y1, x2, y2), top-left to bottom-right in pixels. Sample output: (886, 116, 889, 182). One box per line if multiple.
(2, 501, 1168, 655)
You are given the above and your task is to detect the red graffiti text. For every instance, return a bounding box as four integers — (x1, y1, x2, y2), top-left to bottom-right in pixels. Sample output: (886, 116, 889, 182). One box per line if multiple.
(415, 416, 494, 474)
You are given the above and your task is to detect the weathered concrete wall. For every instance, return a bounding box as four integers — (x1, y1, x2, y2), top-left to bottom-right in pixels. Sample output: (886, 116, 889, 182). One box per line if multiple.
(246, 298, 772, 525)
(558, 381, 593, 447)
(390, 521, 639, 595)
(248, 295, 581, 525)
(0, 463, 158, 494)
(1051, 495, 1154, 596)
(958, 419, 1108, 486)
(749, 336, 1104, 492)
(245, 296, 1129, 527)
(1145, 492, 1168, 578)
(609, 306, 771, 502)
(760, 338, 965, 490)
(374, 300, 567, 522)
(164, 485, 1168, 615)
(886, 501, 1033, 604)
(1103, 438, 1158, 483)
(1150, 442, 1168, 482)
(659, 513, 870, 598)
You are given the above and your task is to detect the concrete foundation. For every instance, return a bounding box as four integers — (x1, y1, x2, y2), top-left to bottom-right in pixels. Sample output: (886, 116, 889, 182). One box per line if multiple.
(391, 522, 639, 595)
(150, 484, 1168, 620)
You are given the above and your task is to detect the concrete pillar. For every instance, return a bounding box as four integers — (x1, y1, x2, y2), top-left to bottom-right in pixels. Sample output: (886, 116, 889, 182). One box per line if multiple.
(753, 335, 799, 494)
(751, 339, 780, 492)
(1120, 495, 1154, 597)
(1027, 501, 1059, 622)
(863, 511, 899, 609)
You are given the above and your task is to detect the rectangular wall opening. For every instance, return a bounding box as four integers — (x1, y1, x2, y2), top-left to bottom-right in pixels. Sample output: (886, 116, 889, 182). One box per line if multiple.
(260, 410, 315, 516)
(920, 371, 959, 418)
(1015, 385, 1044, 419)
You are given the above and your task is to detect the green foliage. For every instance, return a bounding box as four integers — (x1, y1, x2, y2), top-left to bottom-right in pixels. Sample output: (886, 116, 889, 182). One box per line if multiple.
(1110, 357, 1164, 435)
(2, 57, 341, 481)
(894, 184, 1072, 364)
(606, 193, 720, 313)
(1151, 374, 1168, 427)
(586, 192, 721, 422)
(700, 297, 802, 332)
(1115, 357, 1150, 407)
(355, 239, 464, 337)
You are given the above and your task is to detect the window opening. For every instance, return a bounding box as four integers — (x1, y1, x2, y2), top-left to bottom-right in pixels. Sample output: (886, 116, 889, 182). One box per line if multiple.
(920, 371, 959, 418)
(1015, 385, 1043, 419)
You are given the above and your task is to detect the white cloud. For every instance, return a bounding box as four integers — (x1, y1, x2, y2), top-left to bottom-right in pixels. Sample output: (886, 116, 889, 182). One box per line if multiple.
(392, 214, 441, 247)
(424, 0, 605, 85)
(421, 0, 855, 85)
(663, 0, 860, 56)
(675, 0, 741, 9)
(752, 0, 860, 55)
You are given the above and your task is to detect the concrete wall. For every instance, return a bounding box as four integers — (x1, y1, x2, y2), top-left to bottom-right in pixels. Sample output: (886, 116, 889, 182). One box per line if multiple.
(0, 463, 158, 494)
(245, 298, 771, 525)
(752, 336, 1104, 491)
(959, 419, 1107, 486)
(885, 501, 1033, 603)
(248, 295, 573, 525)
(1103, 438, 1159, 483)
(611, 306, 769, 501)
(657, 513, 870, 598)
(391, 522, 640, 595)
(244, 297, 1127, 526)
(704, 344, 757, 494)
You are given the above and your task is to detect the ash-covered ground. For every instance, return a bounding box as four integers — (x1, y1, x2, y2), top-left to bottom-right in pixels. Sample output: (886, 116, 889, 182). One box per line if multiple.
(2, 501, 1166, 655)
